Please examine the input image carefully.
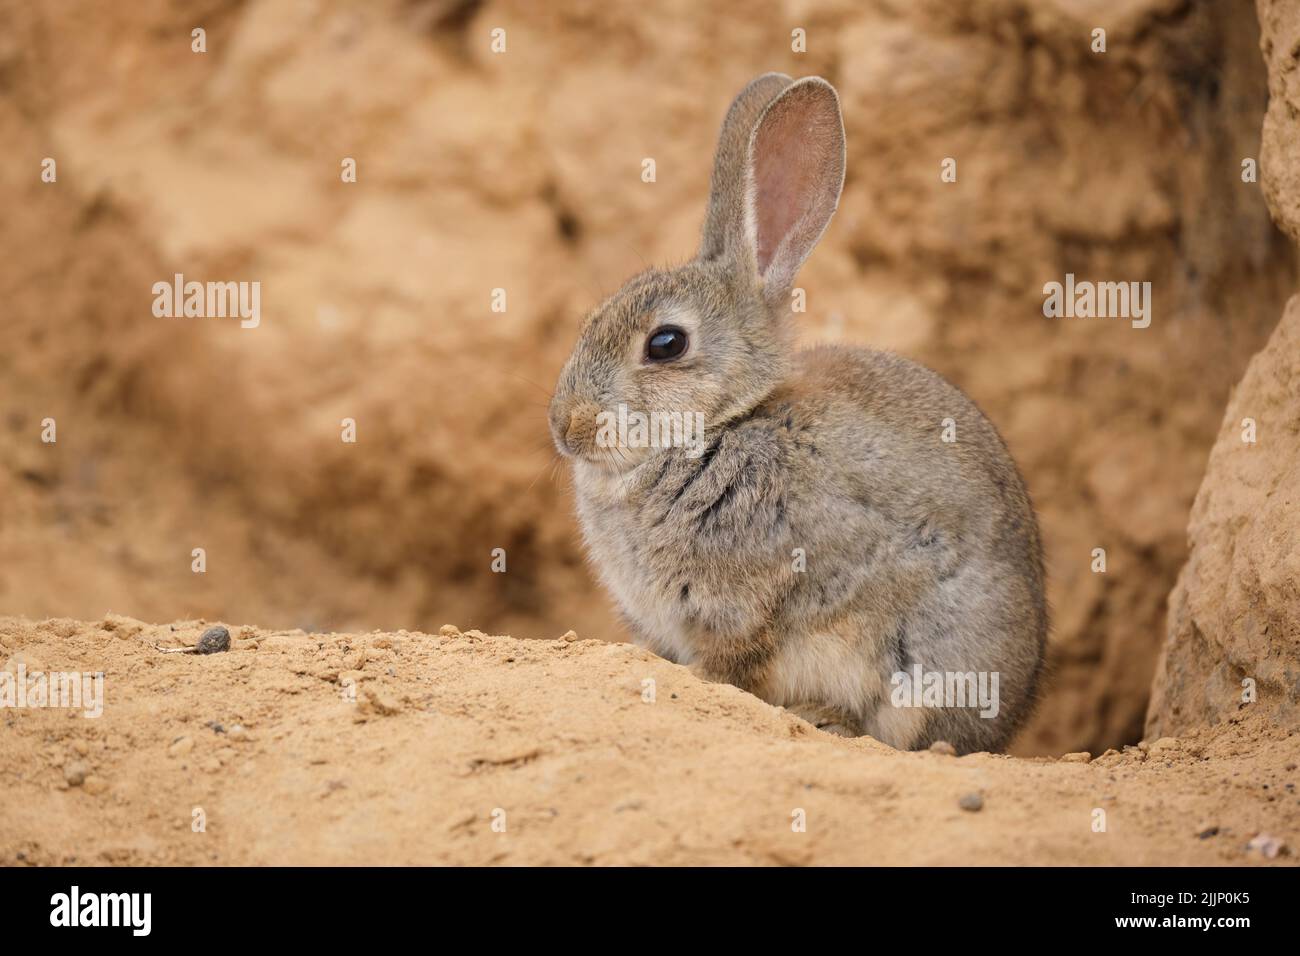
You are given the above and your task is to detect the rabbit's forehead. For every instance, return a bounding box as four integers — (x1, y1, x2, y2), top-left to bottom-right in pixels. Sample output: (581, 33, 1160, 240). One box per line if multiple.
(645, 302, 700, 333)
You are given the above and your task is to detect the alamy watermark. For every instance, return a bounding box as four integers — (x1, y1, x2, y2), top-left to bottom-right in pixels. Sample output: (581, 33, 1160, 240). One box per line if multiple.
(50, 886, 150, 936)
(890, 665, 1000, 719)
(595, 403, 706, 458)
(1042, 273, 1151, 329)
(0, 663, 104, 718)
(152, 273, 260, 329)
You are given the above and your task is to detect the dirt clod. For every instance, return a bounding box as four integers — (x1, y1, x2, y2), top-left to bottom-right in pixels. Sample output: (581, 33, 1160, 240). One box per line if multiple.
(196, 627, 231, 655)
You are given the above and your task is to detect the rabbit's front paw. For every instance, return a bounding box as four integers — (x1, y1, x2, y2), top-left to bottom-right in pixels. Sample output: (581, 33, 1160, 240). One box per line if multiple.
(785, 702, 861, 737)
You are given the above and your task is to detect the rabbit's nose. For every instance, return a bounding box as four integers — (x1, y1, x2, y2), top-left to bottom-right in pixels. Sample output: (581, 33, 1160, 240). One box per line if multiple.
(565, 407, 592, 446)
(557, 402, 601, 456)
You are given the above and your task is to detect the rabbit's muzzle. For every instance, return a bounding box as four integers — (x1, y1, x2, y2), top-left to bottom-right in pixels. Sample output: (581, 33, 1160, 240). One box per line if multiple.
(551, 400, 603, 459)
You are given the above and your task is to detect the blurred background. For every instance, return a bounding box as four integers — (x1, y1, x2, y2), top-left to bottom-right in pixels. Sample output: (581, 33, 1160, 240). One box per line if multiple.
(0, 0, 1293, 756)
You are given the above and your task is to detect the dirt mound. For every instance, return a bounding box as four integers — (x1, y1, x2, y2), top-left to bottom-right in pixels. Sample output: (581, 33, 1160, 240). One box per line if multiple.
(1, 615, 1296, 865)
(1147, 300, 1300, 737)
(1146, 0, 1300, 739)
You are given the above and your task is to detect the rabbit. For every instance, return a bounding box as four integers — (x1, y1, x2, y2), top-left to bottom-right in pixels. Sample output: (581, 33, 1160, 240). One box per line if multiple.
(548, 73, 1047, 754)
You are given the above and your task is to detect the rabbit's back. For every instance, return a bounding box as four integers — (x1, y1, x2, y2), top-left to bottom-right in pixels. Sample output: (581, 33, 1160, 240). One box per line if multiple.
(753, 344, 1048, 750)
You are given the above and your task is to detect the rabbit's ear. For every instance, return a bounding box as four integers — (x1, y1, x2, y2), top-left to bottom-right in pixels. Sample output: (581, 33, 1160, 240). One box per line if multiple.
(745, 77, 845, 302)
(699, 72, 792, 264)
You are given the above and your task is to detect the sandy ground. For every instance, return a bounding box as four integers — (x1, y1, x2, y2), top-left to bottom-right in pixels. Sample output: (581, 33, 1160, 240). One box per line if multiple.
(1, 615, 1295, 866)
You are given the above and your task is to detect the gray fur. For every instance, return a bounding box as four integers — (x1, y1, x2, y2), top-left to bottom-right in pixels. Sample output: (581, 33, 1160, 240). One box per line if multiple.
(549, 76, 1047, 754)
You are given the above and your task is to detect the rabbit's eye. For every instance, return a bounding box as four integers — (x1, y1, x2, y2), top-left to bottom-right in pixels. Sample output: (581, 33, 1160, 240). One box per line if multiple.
(645, 326, 688, 362)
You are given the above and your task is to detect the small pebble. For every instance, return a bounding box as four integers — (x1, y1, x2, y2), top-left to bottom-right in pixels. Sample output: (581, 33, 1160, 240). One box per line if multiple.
(1196, 823, 1220, 839)
(438, 625, 460, 638)
(168, 736, 195, 758)
(196, 626, 231, 654)
(560, 630, 580, 642)
(1059, 751, 1092, 764)
(958, 792, 984, 812)
(1245, 833, 1285, 859)
(63, 760, 89, 787)
(929, 740, 957, 756)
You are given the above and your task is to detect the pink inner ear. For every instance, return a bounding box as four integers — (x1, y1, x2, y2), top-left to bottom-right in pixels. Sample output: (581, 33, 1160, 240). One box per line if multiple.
(752, 88, 838, 276)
